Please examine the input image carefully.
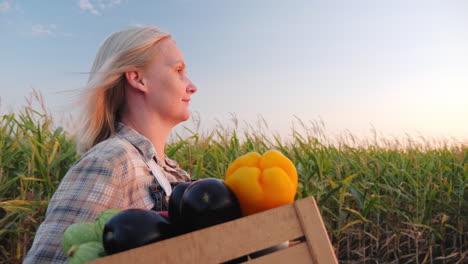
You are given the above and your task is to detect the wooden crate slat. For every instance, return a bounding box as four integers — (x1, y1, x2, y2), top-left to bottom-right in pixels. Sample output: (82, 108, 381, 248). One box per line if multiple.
(245, 243, 313, 264)
(90, 202, 304, 264)
(294, 197, 338, 264)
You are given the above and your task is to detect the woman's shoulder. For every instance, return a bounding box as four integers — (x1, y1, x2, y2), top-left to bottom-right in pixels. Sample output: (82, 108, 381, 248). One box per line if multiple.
(77, 135, 138, 166)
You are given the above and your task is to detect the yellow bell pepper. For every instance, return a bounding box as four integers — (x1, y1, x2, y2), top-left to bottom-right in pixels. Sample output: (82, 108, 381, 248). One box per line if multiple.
(224, 150, 298, 216)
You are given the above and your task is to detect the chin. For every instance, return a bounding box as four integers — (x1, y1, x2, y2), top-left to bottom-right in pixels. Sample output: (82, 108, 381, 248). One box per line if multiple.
(178, 112, 191, 123)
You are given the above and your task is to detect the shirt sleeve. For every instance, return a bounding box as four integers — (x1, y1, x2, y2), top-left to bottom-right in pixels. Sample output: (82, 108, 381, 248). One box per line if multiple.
(23, 154, 124, 264)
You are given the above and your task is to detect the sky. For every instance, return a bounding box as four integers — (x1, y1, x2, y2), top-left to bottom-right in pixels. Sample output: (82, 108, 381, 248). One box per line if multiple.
(1, 0, 467, 143)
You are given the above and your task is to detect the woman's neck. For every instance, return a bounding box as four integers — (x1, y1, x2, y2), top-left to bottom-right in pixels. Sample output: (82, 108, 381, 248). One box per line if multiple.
(121, 112, 171, 165)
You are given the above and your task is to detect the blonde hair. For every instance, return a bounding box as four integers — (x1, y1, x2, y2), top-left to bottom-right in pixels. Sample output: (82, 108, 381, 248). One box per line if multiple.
(76, 26, 171, 154)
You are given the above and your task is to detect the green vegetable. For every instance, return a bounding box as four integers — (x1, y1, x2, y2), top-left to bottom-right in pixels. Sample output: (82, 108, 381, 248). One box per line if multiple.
(62, 222, 99, 256)
(69, 241, 105, 264)
(94, 209, 122, 243)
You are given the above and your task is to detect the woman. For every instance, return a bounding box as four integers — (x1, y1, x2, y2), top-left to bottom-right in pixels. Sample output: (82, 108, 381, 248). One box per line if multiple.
(24, 26, 197, 263)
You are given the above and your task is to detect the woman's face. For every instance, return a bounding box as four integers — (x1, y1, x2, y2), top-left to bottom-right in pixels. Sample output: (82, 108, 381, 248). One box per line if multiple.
(142, 38, 197, 126)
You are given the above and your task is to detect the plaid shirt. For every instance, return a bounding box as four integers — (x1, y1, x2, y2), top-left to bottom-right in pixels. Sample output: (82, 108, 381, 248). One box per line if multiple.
(23, 122, 190, 264)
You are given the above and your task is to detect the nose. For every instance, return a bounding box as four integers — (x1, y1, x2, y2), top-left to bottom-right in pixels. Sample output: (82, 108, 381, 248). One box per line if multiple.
(187, 79, 197, 94)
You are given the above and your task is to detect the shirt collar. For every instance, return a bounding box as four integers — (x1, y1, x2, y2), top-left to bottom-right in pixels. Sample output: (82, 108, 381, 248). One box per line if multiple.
(116, 122, 156, 163)
(115, 122, 181, 167)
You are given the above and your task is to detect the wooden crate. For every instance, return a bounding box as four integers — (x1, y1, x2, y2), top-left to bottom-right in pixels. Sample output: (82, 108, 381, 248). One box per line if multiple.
(89, 196, 338, 264)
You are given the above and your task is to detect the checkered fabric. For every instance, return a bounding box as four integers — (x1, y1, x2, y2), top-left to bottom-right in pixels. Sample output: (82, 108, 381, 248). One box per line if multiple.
(23, 122, 190, 263)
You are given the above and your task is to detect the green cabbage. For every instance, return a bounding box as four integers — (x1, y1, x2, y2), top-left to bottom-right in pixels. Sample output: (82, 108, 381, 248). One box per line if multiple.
(62, 222, 99, 256)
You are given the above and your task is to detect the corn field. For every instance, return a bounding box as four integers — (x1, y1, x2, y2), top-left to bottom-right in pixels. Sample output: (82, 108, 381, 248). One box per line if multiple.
(0, 101, 466, 263)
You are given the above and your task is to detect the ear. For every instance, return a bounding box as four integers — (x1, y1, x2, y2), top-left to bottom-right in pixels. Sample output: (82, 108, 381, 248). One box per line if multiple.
(124, 68, 148, 93)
